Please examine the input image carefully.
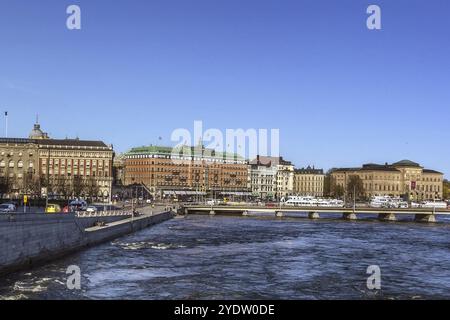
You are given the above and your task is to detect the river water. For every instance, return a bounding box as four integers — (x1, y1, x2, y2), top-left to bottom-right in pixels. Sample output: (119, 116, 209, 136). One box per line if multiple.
(1, 214, 450, 300)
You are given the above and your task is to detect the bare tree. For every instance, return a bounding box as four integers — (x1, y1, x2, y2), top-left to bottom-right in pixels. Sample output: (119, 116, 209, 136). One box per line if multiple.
(0, 176, 12, 197)
(444, 179, 449, 200)
(327, 174, 345, 199)
(57, 176, 72, 200)
(86, 177, 100, 203)
(347, 175, 365, 201)
(73, 175, 85, 198)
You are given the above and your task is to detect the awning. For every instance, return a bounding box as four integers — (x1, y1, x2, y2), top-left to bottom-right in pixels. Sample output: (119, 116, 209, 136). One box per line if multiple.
(163, 190, 207, 196)
(220, 191, 252, 196)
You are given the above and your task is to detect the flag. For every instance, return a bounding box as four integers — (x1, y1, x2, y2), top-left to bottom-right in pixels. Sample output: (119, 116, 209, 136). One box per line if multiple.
(4, 111, 7, 116)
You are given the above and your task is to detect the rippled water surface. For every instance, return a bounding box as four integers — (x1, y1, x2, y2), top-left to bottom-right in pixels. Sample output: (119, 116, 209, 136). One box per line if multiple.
(1, 214, 450, 300)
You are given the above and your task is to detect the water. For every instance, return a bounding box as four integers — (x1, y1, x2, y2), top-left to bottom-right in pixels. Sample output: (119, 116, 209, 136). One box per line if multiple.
(1, 214, 450, 300)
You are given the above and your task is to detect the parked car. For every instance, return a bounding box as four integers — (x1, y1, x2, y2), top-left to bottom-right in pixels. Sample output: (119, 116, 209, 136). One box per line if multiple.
(45, 204, 62, 214)
(0, 203, 17, 213)
(86, 206, 98, 213)
(68, 200, 88, 211)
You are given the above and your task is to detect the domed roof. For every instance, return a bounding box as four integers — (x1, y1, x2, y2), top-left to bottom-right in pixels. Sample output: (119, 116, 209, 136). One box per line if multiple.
(392, 160, 421, 167)
(29, 122, 49, 140)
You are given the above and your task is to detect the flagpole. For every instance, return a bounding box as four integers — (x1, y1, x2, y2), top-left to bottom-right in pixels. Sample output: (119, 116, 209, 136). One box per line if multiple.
(4, 111, 8, 138)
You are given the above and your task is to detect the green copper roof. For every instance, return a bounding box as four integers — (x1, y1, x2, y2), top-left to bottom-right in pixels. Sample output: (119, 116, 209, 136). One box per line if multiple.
(127, 145, 173, 155)
(392, 160, 421, 167)
(125, 145, 246, 161)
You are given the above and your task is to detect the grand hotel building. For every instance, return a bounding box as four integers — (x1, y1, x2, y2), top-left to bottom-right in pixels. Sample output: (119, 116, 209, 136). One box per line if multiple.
(124, 144, 249, 197)
(330, 160, 444, 201)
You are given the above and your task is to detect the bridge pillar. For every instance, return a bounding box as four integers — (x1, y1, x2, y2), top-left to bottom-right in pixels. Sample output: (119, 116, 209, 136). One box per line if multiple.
(378, 213, 397, 222)
(276, 211, 284, 218)
(414, 214, 437, 223)
(209, 210, 216, 216)
(343, 212, 358, 221)
(308, 212, 320, 219)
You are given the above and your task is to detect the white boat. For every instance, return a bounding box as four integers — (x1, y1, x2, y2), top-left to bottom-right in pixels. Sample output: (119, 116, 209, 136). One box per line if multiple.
(285, 196, 317, 206)
(420, 201, 448, 209)
(327, 199, 345, 208)
(369, 196, 392, 208)
(285, 196, 344, 207)
(369, 196, 408, 209)
(411, 202, 421, 208)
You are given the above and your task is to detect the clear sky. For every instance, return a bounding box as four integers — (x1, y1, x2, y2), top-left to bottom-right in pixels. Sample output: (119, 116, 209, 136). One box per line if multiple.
(0, 0, 449, 177)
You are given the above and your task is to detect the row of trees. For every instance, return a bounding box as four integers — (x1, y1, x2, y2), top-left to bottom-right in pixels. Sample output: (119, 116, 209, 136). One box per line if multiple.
(0, 174, 103, 202)
(444, 180, 450, 200)
(323, 174, 365, 200)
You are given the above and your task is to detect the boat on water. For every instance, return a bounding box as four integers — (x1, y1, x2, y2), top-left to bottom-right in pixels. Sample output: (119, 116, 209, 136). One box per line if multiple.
(284, 196, 344, 208)
(369, 196, 408, 209)
(419, 201, 448, 209)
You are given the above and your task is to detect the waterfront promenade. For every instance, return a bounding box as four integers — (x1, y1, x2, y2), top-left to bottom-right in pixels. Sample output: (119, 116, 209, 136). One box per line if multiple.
(0, 206, 174, 276)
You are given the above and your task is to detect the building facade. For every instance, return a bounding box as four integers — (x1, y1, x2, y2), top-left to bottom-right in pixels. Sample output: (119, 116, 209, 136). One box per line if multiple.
(113, 153, 125, 186)
(276, 158, 295, 199)
(330, 160, 444, 201)
(124, 144, 249, 198)
(248, 156, 294, 199)
(293, 167, 325, 197)
(0, 122, 114, 201)
(248, 157, 277, 199)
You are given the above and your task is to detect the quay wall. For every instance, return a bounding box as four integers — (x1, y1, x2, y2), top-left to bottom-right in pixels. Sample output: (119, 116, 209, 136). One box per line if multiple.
(0, 210, 173, 276)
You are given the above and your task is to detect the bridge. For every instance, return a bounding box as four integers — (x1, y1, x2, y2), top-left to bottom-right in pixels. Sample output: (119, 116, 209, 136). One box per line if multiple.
(181, 205, 450, 223)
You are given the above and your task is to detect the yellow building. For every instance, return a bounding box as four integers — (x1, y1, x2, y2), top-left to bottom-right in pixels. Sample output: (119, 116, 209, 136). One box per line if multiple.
(330, 160, 444, 201)
(0, 121, 114, 201)
(293, 167, 325, 197)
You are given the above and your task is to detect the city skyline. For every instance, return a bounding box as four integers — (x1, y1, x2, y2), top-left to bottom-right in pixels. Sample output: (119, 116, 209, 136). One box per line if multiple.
(1, 0, 449, 177)
(1, 0, 450, 304)
(1, 118, 447, 181)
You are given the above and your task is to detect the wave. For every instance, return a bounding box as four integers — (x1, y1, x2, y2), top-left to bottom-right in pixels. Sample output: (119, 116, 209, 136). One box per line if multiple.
(114, 241, 186, 251)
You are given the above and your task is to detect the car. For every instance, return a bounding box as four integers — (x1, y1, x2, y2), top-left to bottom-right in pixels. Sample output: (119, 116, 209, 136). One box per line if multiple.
(45, 204, 62, 214)
(0, 203, 17, 213)
(86, 206, 98, 213)
(69, 200, 88, 211)
(146, 199, 152, 204)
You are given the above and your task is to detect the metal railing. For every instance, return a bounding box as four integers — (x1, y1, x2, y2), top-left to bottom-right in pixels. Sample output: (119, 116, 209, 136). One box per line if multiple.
(75, 210, 133, 218)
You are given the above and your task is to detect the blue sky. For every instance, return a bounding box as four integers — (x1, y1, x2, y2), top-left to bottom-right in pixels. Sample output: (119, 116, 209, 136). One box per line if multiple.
(0, 0, 449, 177)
